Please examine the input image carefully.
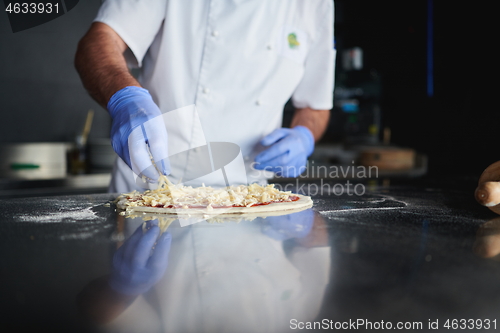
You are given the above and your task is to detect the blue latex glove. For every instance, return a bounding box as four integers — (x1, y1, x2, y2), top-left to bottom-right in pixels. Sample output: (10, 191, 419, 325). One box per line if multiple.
(109, 222, 172, 295)
(108, 86, 170, 181)
(262, 209, 315, 241)
(254, 126, 314, 177)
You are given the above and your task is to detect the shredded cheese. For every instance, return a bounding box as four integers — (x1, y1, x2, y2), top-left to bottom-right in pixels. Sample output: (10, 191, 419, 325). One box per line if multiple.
(118, 175, 294, 211)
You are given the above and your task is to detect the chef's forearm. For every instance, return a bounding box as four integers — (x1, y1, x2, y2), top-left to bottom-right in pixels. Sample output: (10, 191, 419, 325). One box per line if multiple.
(75, 22, 140, 108)
(290, 107, 330, 142)
(77, 275, 137, 324)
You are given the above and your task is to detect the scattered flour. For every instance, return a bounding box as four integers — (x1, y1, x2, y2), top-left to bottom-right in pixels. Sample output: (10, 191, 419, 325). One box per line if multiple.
(320, 206, 405, 215)
(319, 194, 409, 216)
(13, 198, 105, 223)
(59, 228, 103, 240)
(15, 207, 97, 223)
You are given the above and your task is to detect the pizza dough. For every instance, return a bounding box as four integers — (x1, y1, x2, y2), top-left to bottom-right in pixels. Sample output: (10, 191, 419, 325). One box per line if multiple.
(116, 178, 313, 216)
(118, 194, 312, 215)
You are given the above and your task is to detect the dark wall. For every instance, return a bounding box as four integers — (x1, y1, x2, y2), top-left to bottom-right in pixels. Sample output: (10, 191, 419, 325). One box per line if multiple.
(0, 1, 109, 143)
(334, 0, 497, 176)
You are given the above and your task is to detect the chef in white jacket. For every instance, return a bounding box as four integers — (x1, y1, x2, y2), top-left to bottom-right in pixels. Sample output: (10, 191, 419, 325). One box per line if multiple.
(75, 0, 335, 192)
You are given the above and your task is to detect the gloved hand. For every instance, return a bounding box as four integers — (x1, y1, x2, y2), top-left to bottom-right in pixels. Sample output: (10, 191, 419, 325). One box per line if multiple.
(108, 222, 172, 295)
(254, 126, 314, 177)
(261, 209, 314, 241)
(108, 86, 170, 181)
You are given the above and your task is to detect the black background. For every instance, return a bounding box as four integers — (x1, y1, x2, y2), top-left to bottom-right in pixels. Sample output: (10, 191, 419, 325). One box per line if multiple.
(329, 0, 497, 177)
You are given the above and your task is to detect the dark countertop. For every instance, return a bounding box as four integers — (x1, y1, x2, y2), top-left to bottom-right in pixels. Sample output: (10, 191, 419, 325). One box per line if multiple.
(1, 177, 500, 333)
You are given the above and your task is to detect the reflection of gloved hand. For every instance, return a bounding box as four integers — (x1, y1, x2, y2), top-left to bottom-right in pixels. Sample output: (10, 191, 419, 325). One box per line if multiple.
(109, 222, 172, 295)
(262, 209, 315, 241)
(108, 86, 170, 181)
(254, 126, 314, 177)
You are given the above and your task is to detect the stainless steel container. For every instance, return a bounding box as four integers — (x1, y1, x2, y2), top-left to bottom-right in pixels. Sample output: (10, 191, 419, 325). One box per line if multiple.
(0, 143, 67, 179)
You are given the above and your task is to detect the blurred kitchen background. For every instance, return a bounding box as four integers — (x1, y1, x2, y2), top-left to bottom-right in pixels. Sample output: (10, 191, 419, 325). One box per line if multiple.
(0, 0, 496, 197)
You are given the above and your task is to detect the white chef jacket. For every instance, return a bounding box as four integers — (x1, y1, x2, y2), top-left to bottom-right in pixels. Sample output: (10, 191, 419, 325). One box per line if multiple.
(95, 0, 335, 193)
(101, 216, 331, 333)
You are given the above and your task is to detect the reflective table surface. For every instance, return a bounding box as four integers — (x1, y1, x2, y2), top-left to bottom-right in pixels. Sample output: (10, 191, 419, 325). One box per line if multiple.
(1, 177, 500, 333)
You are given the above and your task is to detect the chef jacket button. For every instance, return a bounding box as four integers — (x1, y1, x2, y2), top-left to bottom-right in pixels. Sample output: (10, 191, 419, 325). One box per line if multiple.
(211, 30, 219, 37)
(203, 87, 210, 94)
(267, 44, 273, 50)
(256, 100, 262, 106)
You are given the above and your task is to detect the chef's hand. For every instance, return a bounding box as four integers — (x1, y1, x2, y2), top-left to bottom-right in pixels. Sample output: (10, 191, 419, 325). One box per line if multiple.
(254, 126, 314, 177)
(108, 222, 172, 296)
(262, 209, 314, 241)
(108, 86, 170, 182)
